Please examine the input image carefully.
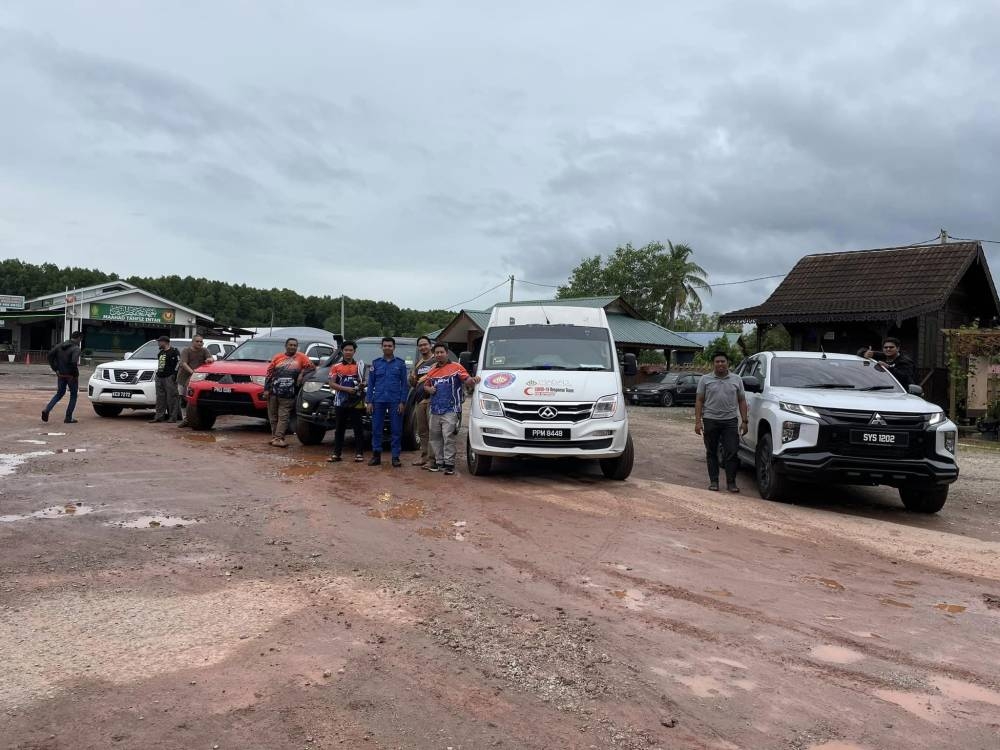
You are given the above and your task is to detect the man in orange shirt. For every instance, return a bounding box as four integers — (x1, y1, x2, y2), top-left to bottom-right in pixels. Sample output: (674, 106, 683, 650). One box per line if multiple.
(263, 338, 316, 447)
(423, 343, 480, 474)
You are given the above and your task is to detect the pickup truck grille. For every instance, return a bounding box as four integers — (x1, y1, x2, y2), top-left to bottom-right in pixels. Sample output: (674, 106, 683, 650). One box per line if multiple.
(500, 401, 594, 423)
(205, 373, 253, 384)
(815, 407, 927, 428)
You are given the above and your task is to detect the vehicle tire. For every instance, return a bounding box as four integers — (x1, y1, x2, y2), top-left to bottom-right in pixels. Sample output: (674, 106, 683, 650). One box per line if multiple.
(755, 431, 787, 501)
(187, 403, 216, 431)
(600, 433, 635, 480)
(899, 485, 948, 514)
(402, 406, 419, 452)
(467, 434, 493, 476)
(295, 418, 326, 446)
(660, 390, 674, 407)
(92, 404, 123, 418)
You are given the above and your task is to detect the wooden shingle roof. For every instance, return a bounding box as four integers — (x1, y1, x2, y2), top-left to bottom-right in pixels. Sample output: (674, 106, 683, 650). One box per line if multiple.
(720, 241, 998, 324)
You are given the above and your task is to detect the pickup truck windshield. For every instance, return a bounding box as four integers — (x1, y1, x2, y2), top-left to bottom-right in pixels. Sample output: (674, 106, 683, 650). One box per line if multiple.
(482, 325, 613, 371)
(770, 357, 903, 391)
(227, 340, 290, 362)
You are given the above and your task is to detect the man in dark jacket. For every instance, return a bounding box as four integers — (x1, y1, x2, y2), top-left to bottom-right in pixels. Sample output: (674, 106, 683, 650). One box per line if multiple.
(43, 331, 82, 423)
(862, 337, 916, 390)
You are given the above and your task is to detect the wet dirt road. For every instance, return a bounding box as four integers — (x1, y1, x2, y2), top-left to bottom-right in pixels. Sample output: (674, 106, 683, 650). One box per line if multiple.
(3, 368, 1000, 749)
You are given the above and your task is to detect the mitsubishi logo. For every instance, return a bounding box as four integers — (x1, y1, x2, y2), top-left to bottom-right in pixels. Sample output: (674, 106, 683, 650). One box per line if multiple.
(118, 371, 130, 382)
(537, 406, 558, 420)
(869, 412, 887, 426)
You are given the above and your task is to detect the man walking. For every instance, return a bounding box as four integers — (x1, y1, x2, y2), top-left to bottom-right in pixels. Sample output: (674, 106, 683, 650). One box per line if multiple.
(151, 335, 181, 423)
(694, 351, 748, 492)
(176, 334, 215, 428)
(263, 337, 315, 448)
(861, 337, 916, 390)
(365, 337, 409, 467)
(42, 331, 82, 424)
(327, 341, 366, 463)
(409, 336, 435, 466)
(423, 343, 480, 475)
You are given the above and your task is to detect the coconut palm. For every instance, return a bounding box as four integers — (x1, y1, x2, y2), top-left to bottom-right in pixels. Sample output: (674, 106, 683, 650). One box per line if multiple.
(662, 241, 711, 327)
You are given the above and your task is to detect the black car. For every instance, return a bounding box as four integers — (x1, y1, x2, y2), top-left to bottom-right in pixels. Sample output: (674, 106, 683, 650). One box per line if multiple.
(295, 337, 457, 450)
(624, 372, 700, 407)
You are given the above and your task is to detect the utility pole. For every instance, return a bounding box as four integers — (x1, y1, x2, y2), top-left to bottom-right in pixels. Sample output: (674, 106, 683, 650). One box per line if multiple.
(939, 228, 948, 244)
(508, 275, 514, 302)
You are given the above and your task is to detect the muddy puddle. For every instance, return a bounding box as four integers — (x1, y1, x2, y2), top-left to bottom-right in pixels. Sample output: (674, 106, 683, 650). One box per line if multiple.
(810, 645, 865, 665)
(0, 450, 54, 477)
(279, 463, 323, 478)
(0, 502, 94, 522)
(934, 603, 966, 614)
(803, 576, 845, 591)
(108, 515, 201, 529)
(368, 499, 426, 520)
(16, 439, 47, 445)
(879, 597, 912, 608)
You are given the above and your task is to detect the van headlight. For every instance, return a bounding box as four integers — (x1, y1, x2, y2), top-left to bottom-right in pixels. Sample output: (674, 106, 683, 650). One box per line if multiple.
(302, 381, 324, 392)
(250, 375, 267, 386)
(779, 402, 820, 418)
(592, 394, 618, 419)
(189, 372, 208, 383)
(479, 393, 504, 417)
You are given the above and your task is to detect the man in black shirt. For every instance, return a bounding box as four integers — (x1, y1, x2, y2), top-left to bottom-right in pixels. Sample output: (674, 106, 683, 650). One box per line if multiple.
(42, 331, 83, 424)
(151, 335, 181, 423)
(862, 337, 916, 390)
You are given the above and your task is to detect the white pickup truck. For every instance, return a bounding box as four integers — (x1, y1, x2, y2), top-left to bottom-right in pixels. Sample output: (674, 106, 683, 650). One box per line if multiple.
(733, 351, 958, 513)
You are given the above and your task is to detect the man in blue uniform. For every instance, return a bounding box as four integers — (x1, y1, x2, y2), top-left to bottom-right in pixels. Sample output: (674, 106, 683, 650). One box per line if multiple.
(365, 337, 409, 467)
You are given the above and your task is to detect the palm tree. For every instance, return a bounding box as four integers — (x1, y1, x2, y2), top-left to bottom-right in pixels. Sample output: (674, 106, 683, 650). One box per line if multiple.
(662, 241, 711, 327)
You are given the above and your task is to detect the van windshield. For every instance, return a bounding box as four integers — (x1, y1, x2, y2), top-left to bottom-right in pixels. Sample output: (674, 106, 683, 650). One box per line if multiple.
(482, 325, 613, 371)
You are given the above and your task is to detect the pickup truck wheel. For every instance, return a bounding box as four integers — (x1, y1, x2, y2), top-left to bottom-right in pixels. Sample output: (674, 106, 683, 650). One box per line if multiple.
(187, 403, 216, 431)
(660, 391, 674, 407)
(92, 404, 123, 418)
(295, 418, 326, 446)
(467, 434, 493, 476)
(755, 432, 787, 500)
(600, 434, 634, 480)
(899, 485, 948, 514)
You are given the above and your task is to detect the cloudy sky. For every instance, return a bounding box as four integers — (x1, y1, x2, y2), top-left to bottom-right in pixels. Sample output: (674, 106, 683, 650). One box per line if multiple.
(2, 1, 998, 316)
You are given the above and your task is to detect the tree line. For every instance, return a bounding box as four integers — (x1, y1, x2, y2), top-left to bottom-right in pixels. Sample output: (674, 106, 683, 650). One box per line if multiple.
(0, 259, 454, 338)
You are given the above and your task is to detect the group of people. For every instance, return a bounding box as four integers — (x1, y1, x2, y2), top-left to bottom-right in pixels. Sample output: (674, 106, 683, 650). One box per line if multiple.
(262, 335, 478, 474)
(149, 334, 217, 426)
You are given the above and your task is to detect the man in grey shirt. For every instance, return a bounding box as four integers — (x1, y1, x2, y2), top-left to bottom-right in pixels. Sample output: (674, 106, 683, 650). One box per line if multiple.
(695, 351, 748, 492)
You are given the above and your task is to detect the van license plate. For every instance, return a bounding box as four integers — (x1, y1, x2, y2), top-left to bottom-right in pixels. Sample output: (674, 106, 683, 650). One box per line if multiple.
(527, 428, 569, 440)
(850, 430, 908, 447)
(111, 391, 132, 398)
(213, 387, 233, 393)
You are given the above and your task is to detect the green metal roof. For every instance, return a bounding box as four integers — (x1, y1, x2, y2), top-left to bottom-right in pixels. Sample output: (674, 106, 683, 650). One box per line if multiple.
(466, 310, 492, 329)
(606, 314, 702, 348)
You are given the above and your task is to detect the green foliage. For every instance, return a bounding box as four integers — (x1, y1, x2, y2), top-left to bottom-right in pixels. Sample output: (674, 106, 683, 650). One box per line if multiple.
(693, 334, 744, 367)
(742, 325, 791, 354)
(0, 259, 454, 337)
(556, 241, 711, 327)
(672, 301, 742, 333)
(638, 349, 666, 365)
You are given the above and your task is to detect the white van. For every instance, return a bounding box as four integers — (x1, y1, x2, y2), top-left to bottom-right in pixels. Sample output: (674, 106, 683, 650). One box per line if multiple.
(465, 305, 634, 480)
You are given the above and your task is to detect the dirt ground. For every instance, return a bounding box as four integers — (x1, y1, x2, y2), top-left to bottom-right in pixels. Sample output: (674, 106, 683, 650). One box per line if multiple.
(3, 364, 1000, 750)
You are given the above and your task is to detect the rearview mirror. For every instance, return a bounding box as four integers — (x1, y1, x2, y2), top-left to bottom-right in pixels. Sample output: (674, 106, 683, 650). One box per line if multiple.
(459, 350, 476, 374)
(907, 383, 924, 398)
(741, 375, 762, 393)
(622, 352, 638, 377)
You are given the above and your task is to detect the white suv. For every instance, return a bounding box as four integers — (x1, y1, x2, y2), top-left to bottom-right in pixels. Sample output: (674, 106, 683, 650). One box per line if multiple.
(734, 351, 958, 513)
(88, 338, 235, 417)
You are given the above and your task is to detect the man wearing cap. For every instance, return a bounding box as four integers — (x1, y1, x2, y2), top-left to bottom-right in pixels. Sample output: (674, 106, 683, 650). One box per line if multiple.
(151, 335, 181, 423)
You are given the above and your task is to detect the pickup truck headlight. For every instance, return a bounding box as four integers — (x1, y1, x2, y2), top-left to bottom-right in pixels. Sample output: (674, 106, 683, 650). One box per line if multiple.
(779, 401, 820, 418)
(592, 394, 618, 419)
(250, 375, 267, 386)
(189, 372, 208, 383)
(479, 393, 504, 417)
(302, 381, 324, 393)
(927, 412, 945, 426)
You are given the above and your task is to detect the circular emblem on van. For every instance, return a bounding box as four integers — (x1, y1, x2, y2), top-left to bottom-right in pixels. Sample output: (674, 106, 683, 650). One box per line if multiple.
(538, 406, 558, 420)
(485, 372, 516, 388)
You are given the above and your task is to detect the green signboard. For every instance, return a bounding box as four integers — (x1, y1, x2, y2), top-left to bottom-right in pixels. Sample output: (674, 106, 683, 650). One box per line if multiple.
(89, 302, 176, 325)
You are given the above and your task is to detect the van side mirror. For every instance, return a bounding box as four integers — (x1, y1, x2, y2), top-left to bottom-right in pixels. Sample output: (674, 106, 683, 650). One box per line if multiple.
(907, 383, 924, 397)
(622, 353, 638, 377)
(741, 375, 762, 393)
(459, 350, 476, 374)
